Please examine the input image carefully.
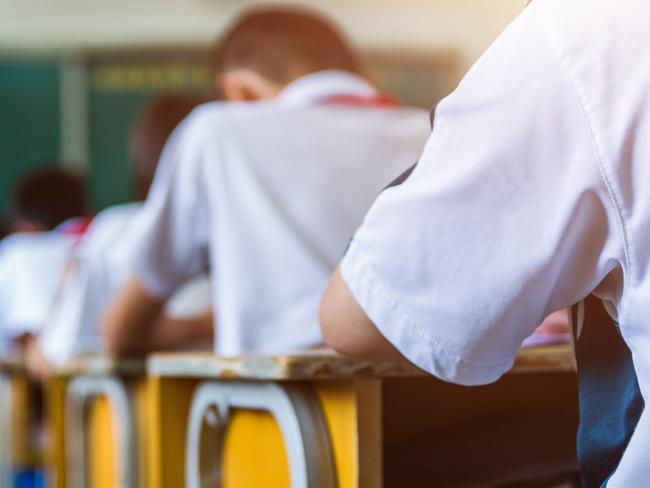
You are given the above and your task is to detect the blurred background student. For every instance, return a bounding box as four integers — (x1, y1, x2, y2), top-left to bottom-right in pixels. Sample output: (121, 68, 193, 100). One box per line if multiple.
(0, 1, 582, 487)
(26, 94, 214, 379)
(0, 166, 88, 356)
(102, 6, 431, 357)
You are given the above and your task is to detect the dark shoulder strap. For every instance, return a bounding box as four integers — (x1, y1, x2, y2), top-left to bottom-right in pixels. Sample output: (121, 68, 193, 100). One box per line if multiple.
(572, 295, 644, 487)
(384, 163, 417, 191)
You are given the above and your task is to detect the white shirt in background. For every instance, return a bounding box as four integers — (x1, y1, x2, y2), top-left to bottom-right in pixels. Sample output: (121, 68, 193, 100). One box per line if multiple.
(131, 70, 431, 356)
(39, 203, 212, 365)
(340, 1, 650, 485)
(0, 233, 76, 353)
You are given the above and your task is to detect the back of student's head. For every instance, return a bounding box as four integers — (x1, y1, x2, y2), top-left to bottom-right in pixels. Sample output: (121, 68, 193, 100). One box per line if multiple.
(213, 6, 362, 87)
(9, 165, 88, 232)
(0, 214, 9, 240)
(130, 93, 210, 200)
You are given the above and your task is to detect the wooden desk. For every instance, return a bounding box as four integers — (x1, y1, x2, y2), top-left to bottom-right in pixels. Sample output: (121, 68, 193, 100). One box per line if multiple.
(148, 345, 575, 379)
(47, 356, 147, 488)
(0, 358, 32, 488)
(146, 345, 578, 488)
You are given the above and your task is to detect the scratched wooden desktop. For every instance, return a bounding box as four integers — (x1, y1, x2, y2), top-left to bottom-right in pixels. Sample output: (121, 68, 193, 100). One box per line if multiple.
(47, 356, 148, 488)
(45, 345, 577, 487)
(144, 345, 578, 488)
(0, 358, 33, 487)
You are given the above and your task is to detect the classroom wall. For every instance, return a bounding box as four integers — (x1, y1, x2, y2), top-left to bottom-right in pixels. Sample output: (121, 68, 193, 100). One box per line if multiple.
(0, 62, 61, 210)
(0, 0, 527, 71)
(0, 0, 527, 212)
(0, 56, 213, 211)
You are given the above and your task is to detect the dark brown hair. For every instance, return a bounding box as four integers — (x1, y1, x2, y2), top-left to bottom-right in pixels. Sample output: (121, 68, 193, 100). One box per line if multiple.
(213, 6, 361, 85)
(130, 93, 210, 200)
(10, 165, 88, 230)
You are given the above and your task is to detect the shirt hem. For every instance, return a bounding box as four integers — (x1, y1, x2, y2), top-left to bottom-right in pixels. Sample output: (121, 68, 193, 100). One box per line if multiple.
(340, 241, 514, 386)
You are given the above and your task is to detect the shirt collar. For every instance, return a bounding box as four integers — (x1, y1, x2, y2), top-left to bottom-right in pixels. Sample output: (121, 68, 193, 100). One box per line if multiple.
(276, 70, 379, 107)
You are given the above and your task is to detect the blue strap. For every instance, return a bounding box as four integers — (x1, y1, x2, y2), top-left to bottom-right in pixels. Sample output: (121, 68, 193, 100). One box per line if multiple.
(383, 163, 417, 191)
(572, 296, 644, 487)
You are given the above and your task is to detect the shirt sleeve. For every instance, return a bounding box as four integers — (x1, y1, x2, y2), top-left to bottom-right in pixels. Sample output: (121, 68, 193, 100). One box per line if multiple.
(340, 7, 624, 385)
(0, 238, 70, 338)
(129, 113, 211, 299)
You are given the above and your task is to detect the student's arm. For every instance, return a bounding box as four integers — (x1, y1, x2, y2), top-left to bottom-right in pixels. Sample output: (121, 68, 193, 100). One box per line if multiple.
(103, 111, 212, 354)
(147, 309, 214, 351)
(103, 278, 213, 354)
(103, 276, 164, 354)
(320, 267, 404, 361)
(320, 4, 623, 385)
(23, 334, 52, 381)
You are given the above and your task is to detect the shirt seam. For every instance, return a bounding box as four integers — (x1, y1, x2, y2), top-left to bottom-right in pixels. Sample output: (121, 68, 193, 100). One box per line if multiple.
(533, 10, 632, 319)
(343, 244, 516, 372)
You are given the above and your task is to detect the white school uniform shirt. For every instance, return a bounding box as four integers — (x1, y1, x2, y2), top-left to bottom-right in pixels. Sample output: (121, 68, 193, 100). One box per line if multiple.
(340, 0, 650, 485)
(130, 70, 430, 356)
(0, 232, 76, 352)
(38, 203, 212, 366)
(38, 203, 140, 364)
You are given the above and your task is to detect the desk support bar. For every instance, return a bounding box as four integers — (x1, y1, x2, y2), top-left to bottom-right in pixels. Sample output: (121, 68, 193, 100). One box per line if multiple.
(65, 375, 136, 488)
(186, 382, 336, 488)
(0, 374, 12, 488)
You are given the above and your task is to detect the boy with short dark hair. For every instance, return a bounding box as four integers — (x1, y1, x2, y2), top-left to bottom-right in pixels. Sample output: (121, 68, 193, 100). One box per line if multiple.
(0, 166, 88, 354)
(9, 166, 88, 233)
(103, 6, 430, 356)
(28, 94, 213, 375)
(320, 0, 650, 484)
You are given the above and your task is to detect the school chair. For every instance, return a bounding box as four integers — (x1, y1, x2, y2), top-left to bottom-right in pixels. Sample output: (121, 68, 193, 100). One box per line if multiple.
(146, 345, 578, 488)
(0, 358, 32, 488)
(47, 356, 148, 488)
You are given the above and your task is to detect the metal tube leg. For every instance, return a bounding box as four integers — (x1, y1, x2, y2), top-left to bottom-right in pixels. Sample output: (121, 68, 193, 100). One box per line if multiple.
(185, 382, 337, 488)
(0, 374, 12, 488)
(65, 376, 137, 488)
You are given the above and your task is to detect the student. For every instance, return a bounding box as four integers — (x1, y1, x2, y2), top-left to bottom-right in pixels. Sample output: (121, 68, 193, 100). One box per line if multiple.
(320, 0, 650, 486)
(101, 7, 431, 357)
(28, 94, 213, 374)
(0, 166, 88, 354)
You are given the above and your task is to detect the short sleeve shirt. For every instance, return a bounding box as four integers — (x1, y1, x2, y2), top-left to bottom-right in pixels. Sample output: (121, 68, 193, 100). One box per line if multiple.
(129, 71, 431, 356)
(37, 204, 142, 364)
(38, 203, 213, 365)
(341, 1, 650, 485)
(0, 233, 75, 344)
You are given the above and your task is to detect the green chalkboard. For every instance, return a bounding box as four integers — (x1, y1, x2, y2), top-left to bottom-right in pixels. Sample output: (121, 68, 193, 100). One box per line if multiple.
(87, 56, 213, 209)
(0, 61, 61, 211)
(0, 54, 214, 212)
(88, 89, 153, 209)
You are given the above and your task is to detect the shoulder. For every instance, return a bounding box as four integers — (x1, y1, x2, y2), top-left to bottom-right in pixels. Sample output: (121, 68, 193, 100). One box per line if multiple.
(79, 203, 143, 255)
(382, 106, 432, 133)
(180, 100, 275, 135)
(87, 203, 142, 235)
(160, 100, 281, 172)
(0, 233, 73, 273)
(0, 232, 72, 255)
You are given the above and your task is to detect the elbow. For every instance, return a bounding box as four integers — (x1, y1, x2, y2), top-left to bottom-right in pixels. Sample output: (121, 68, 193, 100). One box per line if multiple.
(101, 311, 122, 355)
(318, 271, 380, 359)
(319, 285, 349, 355)
(319, 317, 352, 357)
(99, 276, 163, 356)
(101, 302, 135, 356)
(319, 273, 366, 357)
(320, 266, 406, 362)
